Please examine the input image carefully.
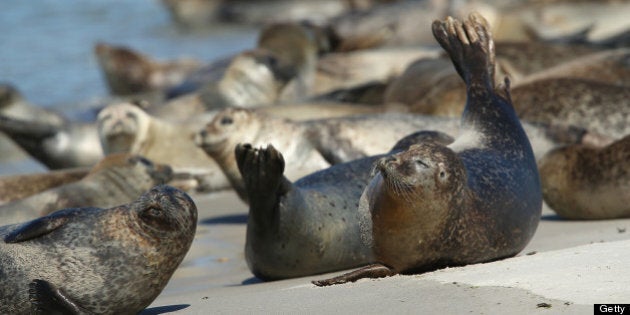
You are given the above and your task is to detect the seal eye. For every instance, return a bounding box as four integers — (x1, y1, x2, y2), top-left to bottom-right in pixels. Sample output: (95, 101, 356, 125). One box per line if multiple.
(415, 159, 428, 168)
(439, 171, 446, 178)
(220, 116, 233, 125)
(139, 207, 174, 231)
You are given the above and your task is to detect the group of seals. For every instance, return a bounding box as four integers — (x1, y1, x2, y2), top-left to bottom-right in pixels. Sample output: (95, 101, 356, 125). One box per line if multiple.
(0, 153, 173, 225)
(314, 13, 542, 286)
(0, 185, 197, 314)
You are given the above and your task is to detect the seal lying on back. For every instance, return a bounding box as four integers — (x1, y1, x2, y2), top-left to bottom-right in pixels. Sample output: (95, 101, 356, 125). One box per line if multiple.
(0, 185, 197, 314)
(314, 13, 542, 286)
(236, 131, 454, 280)
(539, 135, 630, 220)
(97, 102, 229, 192)
(0, 153, 172, 225)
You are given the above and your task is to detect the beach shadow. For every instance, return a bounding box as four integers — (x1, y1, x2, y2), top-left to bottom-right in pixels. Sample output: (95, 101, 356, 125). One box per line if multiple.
(540, 214, 566, 221)
(140, 304, 190, 314)
(241, 276, 264, 285)
(201, 214, 248, 225)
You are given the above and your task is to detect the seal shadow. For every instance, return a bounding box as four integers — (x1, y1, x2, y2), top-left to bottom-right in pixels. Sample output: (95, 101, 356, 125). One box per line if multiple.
(540, 214, 567, 221)
(201, 213, 248, 225)
(241, 277, 264, 285)
(140, 304, 190, 315)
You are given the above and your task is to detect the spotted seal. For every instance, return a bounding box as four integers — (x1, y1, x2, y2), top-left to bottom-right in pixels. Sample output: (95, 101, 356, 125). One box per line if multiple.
(539, 135, 630, 220)
(237, 131, 454, 280)
(97, 102, 229, 192)
(314, 13, 542, 286)
(0, 153, 172, 225)
(0, 185, 197, 314)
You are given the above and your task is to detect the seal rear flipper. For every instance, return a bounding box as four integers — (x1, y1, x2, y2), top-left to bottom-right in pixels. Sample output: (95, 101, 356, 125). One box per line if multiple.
(4, 208, 85, 243)
(431, 13, 494, 89)
(311, 264, 395, 287)
(0, 115, 59, 139)
(29, 279, 93, 315)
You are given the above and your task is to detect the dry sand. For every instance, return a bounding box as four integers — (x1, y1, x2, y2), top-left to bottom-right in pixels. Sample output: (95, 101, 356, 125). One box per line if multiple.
(141, 190, 630, 314)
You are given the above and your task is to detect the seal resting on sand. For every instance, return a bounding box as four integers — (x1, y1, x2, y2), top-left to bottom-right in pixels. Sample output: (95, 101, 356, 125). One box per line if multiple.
(314, 13, 542, 286)
(0, 185, 197, 314)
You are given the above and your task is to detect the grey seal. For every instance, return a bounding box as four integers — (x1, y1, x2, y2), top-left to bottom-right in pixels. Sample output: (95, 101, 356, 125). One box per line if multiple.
(0, 185, 197, 314)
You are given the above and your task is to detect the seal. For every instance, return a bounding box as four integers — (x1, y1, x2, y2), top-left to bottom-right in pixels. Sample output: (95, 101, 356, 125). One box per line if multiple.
(236, 131, 454, 280)
(0, 167, 89, 205)
(195, 107, 331, 202)
(0, 185, 197, 314)
(97, 102, 230, 192)
(538, 134, 630, 220)
(0, 153, 173, 225)
(94, 42, 202, 96)
(314, 13, 542, 286)
(0, 84, 103, 169)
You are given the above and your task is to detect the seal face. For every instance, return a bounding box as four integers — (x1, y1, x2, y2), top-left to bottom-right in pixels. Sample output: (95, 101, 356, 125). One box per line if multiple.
(0, 185, 197, 314)
(314, 13, 542, 286)
(539, 135, 630, 219)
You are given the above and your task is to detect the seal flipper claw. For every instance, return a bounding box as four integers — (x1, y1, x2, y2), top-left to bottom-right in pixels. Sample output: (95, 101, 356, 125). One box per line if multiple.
(4, 208, 86, 243)
(312, 264, 395, 287)
(29, 279, 93, 315)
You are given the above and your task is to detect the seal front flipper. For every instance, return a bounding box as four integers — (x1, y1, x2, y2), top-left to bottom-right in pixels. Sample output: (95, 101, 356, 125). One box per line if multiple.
(312, 264, 395, 287)
(29, 279, 93, 315)
(4, 208, 85, 243)
(236, 143, 290, 226)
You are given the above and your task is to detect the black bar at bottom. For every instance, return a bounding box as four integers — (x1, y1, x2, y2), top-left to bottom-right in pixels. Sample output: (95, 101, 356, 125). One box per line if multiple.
(594, 304, 630, 315)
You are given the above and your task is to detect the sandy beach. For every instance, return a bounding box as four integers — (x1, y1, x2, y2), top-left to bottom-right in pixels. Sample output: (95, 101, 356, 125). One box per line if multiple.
(140, 190, 630, 314)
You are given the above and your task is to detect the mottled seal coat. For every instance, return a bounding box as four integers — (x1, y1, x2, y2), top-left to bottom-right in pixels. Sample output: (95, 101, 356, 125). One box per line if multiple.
(0, 185, 197, 314)
(0, 167, 89, 205)
(236, 131, 454, 280)
(314, 13, 542, 286)
(97, 102, 230, 192)
(0, 153, 172, 225)
(94, 42, 202, 96)
(0, 85, 103, 169)
(539, 135, 630, 220)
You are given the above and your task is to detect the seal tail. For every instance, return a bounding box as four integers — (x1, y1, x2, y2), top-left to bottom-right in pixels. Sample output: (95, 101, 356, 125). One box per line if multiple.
(235, 143, 289, 228)
(431, 12, 495, 90)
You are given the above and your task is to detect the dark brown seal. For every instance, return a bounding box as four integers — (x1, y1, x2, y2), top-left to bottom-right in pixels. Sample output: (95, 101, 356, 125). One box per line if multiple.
(237, 131, 454, 280)
(0, 185, 197, 314)
(539, 135, 630, 219)
(0, 153, 172, 225)
(314, 13, 542, 286)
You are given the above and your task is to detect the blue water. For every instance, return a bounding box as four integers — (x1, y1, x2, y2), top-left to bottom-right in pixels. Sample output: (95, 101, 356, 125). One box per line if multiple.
(0, 0, 258, 110)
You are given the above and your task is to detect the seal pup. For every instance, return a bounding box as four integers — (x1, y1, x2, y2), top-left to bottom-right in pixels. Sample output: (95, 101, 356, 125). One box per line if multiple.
(94, 42, 202, 96)
(236, 131, 454, 280)
(0, 153, 173, 225)
(539, 135, 630, 220)
(0, 167, 89, 205)
(97, 102, 230, 192)
(195, 107, 330, 201)
(0, 185, 197, 314)
(314, 13, 542, 286)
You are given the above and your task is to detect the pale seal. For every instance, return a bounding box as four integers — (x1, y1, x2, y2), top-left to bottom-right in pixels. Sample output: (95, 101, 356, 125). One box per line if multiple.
(97, 102, 230, 192)
(314, 13, 542, 286)
(236, 131, 454, 280)
(0, 84, 103, 169)
(0, 185, 197, 314)
(0, 153, 172, 225)
(538, 135, 630, 220)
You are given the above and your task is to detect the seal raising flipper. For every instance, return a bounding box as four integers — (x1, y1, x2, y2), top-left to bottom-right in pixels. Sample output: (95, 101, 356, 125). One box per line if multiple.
(314, 13, 541, 287)
(29, 279, 92, 315)
(4, 208, 84, 243)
